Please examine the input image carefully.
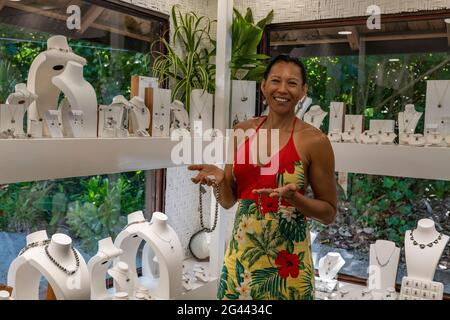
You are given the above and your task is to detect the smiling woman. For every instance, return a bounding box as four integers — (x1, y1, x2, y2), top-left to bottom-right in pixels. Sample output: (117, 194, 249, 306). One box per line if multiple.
(188, 55, 337, 300)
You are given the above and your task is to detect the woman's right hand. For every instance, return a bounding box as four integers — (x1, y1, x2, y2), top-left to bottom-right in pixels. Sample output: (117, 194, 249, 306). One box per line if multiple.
(187, 164, 225, 186)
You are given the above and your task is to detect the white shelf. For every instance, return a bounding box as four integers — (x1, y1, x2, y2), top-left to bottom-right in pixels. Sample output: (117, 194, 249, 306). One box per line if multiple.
(0, 137, 181, 184)
(332, 142, 450, 181)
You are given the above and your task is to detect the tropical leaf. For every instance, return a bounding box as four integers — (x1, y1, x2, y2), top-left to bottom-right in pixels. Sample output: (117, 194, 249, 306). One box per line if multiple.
(236, 259, 245, 285)
(279, 214, 307, 242)
(217, 265, 228, 299)
(298, 263, 314, 300)
(225, 293, 239, 299)
(251, 267, 286, 299)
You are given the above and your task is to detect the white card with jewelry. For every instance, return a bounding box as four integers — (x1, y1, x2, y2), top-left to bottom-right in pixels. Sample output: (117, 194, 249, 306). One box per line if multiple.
(399, 276, 443, 300)
(152, 88, 171, 137)
(0, 103, 27, 136)
(43, 110, 63, 138)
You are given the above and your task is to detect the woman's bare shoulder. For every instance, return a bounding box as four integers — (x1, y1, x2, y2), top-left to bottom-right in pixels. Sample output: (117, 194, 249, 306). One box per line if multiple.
(233, 117, 264, 131)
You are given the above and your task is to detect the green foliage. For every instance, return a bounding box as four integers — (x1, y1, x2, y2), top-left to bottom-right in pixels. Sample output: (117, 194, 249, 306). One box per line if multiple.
(278, 213, 307, 242)
(250, 267, 287, 299)
(230, 8, 273, 81)
(217, 265, 228, 299)
(348, 174, 450, 245)
(152, 5, 216, 113)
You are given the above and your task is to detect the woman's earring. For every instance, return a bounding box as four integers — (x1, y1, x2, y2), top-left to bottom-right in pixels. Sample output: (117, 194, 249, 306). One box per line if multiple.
(263, 99, 267, 106)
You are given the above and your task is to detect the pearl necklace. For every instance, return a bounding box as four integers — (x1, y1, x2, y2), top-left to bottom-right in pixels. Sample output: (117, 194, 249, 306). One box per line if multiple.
(44, 244, 80, 276)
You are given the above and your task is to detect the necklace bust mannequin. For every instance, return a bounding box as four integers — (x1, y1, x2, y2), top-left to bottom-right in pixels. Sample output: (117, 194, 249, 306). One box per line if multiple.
(303, 105, 327, 129)
(368, 240, 400, 291)
(405, 219, 449, 281)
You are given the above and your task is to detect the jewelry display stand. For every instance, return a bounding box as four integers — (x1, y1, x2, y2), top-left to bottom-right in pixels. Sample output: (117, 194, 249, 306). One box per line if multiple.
(131, 75, 159, 100)
(170, 100, 190, 134)
(231, 80, 256, 127)
(28, 119, 43, 138)
(328, 102, 345, 132)
(114, 211, 183, 299)
(8, 231, 90, 300)
(27, 35, 86, 137)
(408, 134, 426, 147)
(398, 104, 422, 145)
(43, 110, 63, 138)
(87, 237, 123, 300)
(315, 252, 345, 293)
(327, 129, 342, 142)
(424, 125, 445, 147)
(108, 261, 134, 297)
(303, 105, 327, 129)
(51, 61, 97, 137)
(151, 88, 171, 137)
(369, 120, 395, 135)
(404, 218, 449, 282)
(359, 131, 378, 144)
(399, 276, 444, 300)
(60, 98, 84, 138)
(342, 115, 363, 142)
(0, 104, 27, 137)
(368, 240, 400, 293)
(190, 89, 213, 137)
(378, 132, 397, 145)
(425, 80, 450, 133)
(98, 96, 130, 138)
(129, 96, 150, 135)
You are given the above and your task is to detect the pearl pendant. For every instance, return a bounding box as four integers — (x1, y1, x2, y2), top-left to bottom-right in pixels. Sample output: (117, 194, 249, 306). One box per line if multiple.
(241, 97, 248, 102)
(11, 119, 15, 124)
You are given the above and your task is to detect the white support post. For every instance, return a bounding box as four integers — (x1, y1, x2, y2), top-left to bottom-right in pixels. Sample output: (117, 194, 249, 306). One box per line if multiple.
(209, 0, 233, 279)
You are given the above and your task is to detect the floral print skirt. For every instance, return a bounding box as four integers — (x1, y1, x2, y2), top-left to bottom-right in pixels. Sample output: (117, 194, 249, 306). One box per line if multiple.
(217, 199, 315, 300)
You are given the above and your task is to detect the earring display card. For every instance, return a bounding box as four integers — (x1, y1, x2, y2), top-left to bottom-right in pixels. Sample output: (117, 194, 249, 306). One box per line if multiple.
(129, 97, 150, 134)
(399, 276, 443, 300)
(190, 89, 214, 137)
(43, 110, 63, 138)
(98, 105, 125, 138)
(328, 102, 345, 132)
(65, 110, 84, 138)
(149, 88, 171, 137)
(28, 119, 43, 138)
(0, 104, 27, 136)
(369, 119, 395, 134)
(344, 115, 364, 139)
(231, 80, 256, 128)
(425, 80, 450, 129)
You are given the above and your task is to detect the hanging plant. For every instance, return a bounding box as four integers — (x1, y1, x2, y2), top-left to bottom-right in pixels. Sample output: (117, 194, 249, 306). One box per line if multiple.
(151, 5, 216, 113)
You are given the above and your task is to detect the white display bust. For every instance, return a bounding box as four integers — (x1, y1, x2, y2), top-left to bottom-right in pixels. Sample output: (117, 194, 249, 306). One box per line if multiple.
(8, 232, 90, 300)
(318, 252, 345, 280)
(405, 219, 449, 281)
(368, 240, 400, 291)
(114, 211, 183, 299)
(398, 104, 422, 135)
(51, 61, 97, 137)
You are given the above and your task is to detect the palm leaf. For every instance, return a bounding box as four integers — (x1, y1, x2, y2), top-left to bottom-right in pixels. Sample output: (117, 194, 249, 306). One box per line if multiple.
(217, 265, 228, 299)
(299, 263, 314, 300)
(236, 259, 245, 285)
(251, 267, 287, 299)
(279, 214, 307, 242)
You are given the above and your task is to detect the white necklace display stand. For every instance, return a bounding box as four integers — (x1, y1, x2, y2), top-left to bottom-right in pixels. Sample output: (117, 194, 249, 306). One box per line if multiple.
(328, 102, 345, 132)
(108, 261, 134, 297)
(343, 115, 363, 143)
(51, 61, 97, 137)
(231, 80, 256, 127)
(87, 237, 123, 300)
(190, 89, 213, 138)
(151, 88, 171, 137)
(98, 96, 130, 138)
(27, 35, 86, 137)
(114, 211, 183, 300)
(303, 105, 327, 129)
(398, 104, 422, 145)
(425, 80, 450, 134)
(315, 252, 345, 293)
(59, 98, 84, 138)
(129, 96, 150, 136)
(368, 240, 400, 295)
(8, 231, 90, 300)
(170, 100, 190, 134)
(405, 218, 448, 281)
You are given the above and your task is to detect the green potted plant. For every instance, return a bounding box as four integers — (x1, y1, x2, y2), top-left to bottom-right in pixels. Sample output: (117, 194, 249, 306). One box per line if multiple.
(151, 5, 216, 113)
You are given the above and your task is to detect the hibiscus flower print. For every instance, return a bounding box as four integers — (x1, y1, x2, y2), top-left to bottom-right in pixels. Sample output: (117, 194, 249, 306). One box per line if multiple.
(234, 227, 246, 245)
(279, 205, 297, 222)
(235, 283, 252, 300)
(275, 250, 300, 279)
(239, 216, 254, 234)
(240, 270, 252, 285)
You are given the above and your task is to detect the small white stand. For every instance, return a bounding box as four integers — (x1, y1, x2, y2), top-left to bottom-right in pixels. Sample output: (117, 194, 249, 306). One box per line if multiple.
(327, 129, 342, 142)
(344, 115, 363, 142)
(8, 232, 90, 300)
(315, 252, 345, 293)
(98, 96, 130, 138)
(378, 132, 396, 145)
(114, 211, 183, 300)
(303, 105, 327, 129)
(43, 110, 63, 138)
(404, 218, 449, 281)
(129, 96, 150, 135)
(152, 88, 171, 137)
(87, 237, 123, 300)
(190, 89, 213, 137)
(231, 80, 256, 127)
(408, 134, 426, 147)
(368, 240, 400, 292)
(328, 102, 345, 132)
(398, 104, 422, 144)
(51, 61, 98, 137)
(108, 261, 134, 297)
(359, 131, 378, 144)
(60, 99, 84, 138)
(399, 276, 444, 300)
(28, 119, 44, 138)
(0, 104, 27, 137)
(170, 100, 190, 134)
(425, 80, 450, 132)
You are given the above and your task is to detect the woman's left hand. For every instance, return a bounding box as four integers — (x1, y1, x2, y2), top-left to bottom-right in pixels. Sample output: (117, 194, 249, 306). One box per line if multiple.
(252, 183, 299, 203)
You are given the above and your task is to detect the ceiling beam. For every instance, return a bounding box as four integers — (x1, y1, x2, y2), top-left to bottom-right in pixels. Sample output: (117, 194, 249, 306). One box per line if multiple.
(79, 6, 105, 34)
(0, 0, 7, 12)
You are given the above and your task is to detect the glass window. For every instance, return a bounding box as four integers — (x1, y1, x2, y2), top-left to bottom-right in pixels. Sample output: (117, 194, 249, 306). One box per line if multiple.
(0, 0, 168, 293)
(266, 11, 450, 294)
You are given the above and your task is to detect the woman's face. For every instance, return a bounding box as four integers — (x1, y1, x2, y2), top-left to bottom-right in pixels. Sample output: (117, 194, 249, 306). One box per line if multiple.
(261, 61, 307, 115)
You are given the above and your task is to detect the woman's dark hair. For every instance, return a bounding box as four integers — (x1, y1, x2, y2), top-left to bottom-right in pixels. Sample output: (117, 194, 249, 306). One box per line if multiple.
(263, 54, 307, 85)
